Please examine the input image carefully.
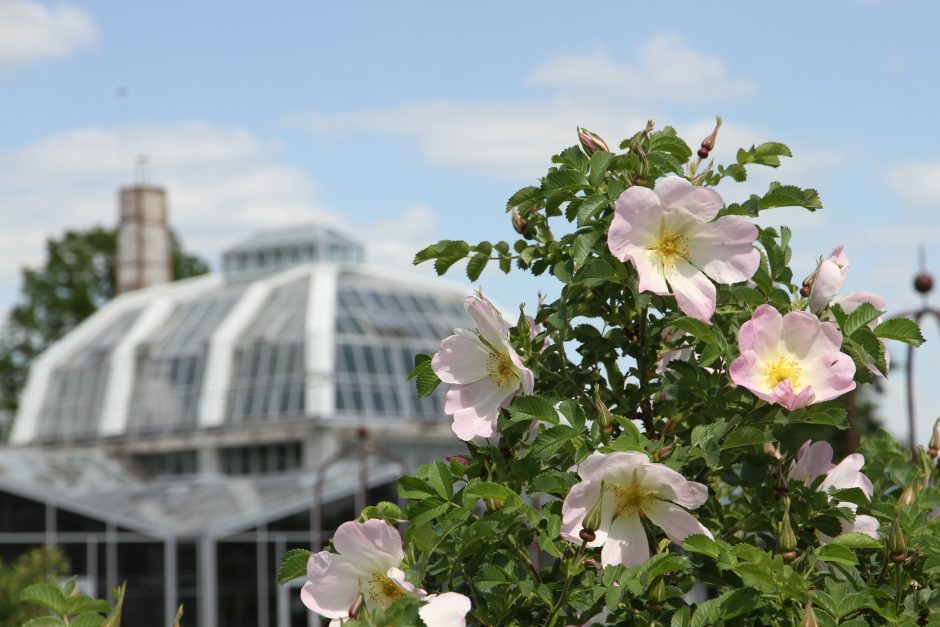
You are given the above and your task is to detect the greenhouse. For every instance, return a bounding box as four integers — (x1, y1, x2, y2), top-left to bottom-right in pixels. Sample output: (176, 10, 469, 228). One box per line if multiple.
(0, 224, 470, 627)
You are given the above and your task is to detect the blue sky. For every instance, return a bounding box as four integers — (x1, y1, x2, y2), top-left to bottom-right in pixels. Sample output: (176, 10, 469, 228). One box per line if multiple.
(2, 0, 940, 442)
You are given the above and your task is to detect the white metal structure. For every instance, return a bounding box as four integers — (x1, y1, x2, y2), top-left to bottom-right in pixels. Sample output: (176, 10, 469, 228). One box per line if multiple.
(0, 225, 470, 627)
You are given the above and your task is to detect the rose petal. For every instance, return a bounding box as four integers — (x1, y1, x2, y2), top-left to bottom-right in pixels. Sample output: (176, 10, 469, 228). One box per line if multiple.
(664, 260, 716, 323)
(332, 520, 403, 575)
(601, 513, 649, 567)
(418, 592, 472, 627)
(432, 330, 490, 384)
(644, 499, 713, 543)
(300, 552, 361, 619)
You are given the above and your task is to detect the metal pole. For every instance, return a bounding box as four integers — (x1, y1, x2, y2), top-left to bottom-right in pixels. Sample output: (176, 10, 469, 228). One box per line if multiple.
(198, 536, 217, 627)
(256, 525, 269, 627)
(106, 521, 118, 598)
(164, 538, 178, 627)
(275, 537, 289, 627)
(87, 538, 98, 599)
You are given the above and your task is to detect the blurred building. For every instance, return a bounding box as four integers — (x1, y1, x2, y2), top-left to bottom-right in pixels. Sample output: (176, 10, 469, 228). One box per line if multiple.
(0, 184, 468, 627)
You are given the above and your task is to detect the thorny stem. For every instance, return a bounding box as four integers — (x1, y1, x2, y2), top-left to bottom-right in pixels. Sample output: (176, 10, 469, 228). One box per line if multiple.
(636, 305, 656, 437)
(544, 540, 587, 627)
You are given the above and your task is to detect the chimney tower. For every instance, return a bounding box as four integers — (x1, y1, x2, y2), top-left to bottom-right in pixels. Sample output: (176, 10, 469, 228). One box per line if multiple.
(116, 157, 172, 294)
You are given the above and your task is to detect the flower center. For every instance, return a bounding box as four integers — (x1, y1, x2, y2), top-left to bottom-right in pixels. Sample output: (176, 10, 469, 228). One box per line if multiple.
(613, 481, 656, 516)
(364, 572, 408, 609)
(649, 228, 689, 268)
(764, 355, 802, 391)
(485, 351, 516, 388)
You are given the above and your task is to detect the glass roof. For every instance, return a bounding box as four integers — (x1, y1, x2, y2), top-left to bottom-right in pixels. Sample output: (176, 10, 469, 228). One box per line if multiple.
(0, 446, 401, 538)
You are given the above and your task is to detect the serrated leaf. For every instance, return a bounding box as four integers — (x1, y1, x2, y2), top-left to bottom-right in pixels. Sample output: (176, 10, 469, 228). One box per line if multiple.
(589, 151, 615, 186)
(575, 194, 610, 225)
(682, 534, 720, 559)
(466, 252, 490, 281)
(873, 317, 925, 347)
(737, 142, 792, 168)
(464, 481, 516, 500)
(413, 239, 468, 266)
(426, 460, 453, 500)
(397, 476, 438, 499)
(527, 425, 578, 460)
(573, 257, 618, 286)
(817, 543, 858, 565)
(22, 619, 68, 627)
(506, 185, 541, 212)
(758, 183, 822, 211)
(571, 231, 600, 269)
(669, 316, 723, 348)
(19, 583, 69, 615)
(507, 395, 558, 424)
(407, 497, 451, 526)
(830, 532, 881, 549)
(542, 168, 588, 193)
(528, 470, 578, 498)
(407, 358, 441, 398)
(843, 302, 882, 337)
(722, 426, 767, 450)
(70, 614, 106, 627)
(276, 548, 311, 585)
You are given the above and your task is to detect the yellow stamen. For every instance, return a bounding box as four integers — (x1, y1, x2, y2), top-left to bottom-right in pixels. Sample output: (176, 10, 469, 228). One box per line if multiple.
(612, 481, 656, 516)
(485, 351, 516, 388)
(649, 228, 689, 269)
(365, 573, 407, 609)
(764, 355, 802, 390)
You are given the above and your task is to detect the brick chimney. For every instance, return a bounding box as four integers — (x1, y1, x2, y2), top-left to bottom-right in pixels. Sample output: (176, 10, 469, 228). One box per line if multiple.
(116, 161, 172, 294)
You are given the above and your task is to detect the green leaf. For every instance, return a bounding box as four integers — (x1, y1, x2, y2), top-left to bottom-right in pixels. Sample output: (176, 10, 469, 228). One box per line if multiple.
(682, 534, 721, 559)
(527, 425, 578, 460)
(528, 470, 578, 498)
(506, 185, 541, 212)
(507, 395, 558, 425)
(669, 316, 724, 348)
(407, 497, 451, 526)
(276, 548, 312, 585)
(466, 251, 490, 281)
(736, 142, 792, 168)
(575, 194, 610, 225)
(397, 476, 438, 499)
(588, 151, 615, 186)
(426, 460, 453, 500)
(721, 426, 767, 450)
(542, 169, 588, 193)
(70, 615, 106, 627)
(758, 183, 822, 211)
(22, 619, 68, 627)
(573, 256, 619, 286)
(817, 543, 858, 565)
(433, 241, 471, 275)
(19, 583, 69, 615)
(830, 532, 881, 550)
(571, 231, 600, 269)
(843, 302, 882, 337)
(413, 239, 468, 266)
(407, 356, 441, 398)
(873, 317, 925, 346)
(464, 481, 517, 502)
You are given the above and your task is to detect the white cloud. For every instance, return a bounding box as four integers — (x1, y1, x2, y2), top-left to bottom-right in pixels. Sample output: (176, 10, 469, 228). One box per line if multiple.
(887, 162, 940, 205)
(0, 0, 98, 70)
(529, 35, 755, 103)
(0, 123, 432, 311)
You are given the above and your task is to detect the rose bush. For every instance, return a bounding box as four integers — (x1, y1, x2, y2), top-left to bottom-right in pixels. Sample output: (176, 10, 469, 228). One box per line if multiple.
(279, 120, 937, 626)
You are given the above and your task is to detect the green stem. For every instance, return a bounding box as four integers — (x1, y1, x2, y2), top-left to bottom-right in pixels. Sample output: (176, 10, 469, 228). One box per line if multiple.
(544, 541, 586, 627)
(635, 305, 655, 437)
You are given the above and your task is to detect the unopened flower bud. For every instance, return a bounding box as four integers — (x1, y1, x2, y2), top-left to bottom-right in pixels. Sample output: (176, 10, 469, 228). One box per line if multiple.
(485, 498, 504, 512)
(763, 441, 782, 460)
(899, 484, 918, 507)
(929, 419, 940, 458)
(592, 386, 614, 440)
(582, 557, 599, 570)
(577, 126, 609, 155)
(697, 116, 722, 159)
(654, 441, 676, 461)
(511, 209, 530, 237)
(446, 454, 469, 467)
(802, 598, 819, 627)
(888, 518, 907, 561)
(581, 486, 605, 535)
(778, 510, 798, 556)
(579, 528, 596, 543)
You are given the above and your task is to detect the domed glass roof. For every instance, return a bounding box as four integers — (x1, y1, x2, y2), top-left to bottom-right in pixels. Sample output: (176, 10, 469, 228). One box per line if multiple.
(10, 227, 470, 445)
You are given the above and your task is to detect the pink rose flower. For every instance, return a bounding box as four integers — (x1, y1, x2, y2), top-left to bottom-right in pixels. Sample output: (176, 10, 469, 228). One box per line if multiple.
(789, 440, 880, 540)
(806, 245, 849, 312)
(432, 296, 534, 441)
(561, 451, 712, 567)
(302, 520, 471, 626)
(607, 177, 760, 323)
(730, 305, 856, 410)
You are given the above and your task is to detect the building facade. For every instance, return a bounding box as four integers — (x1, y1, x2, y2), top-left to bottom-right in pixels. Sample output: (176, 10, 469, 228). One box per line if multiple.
(0, 224, 468, 627)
